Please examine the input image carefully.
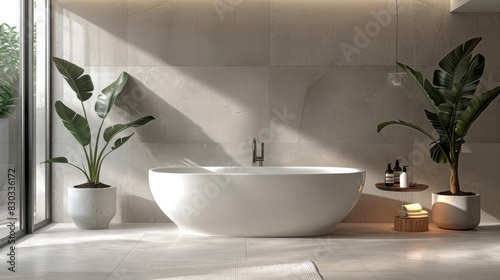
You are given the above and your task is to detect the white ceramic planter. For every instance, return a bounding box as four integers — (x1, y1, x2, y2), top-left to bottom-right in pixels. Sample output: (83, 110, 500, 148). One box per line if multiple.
(68, 186, 116, 230)
(432, 192, 480, 230)
(0, 119, 8, 190)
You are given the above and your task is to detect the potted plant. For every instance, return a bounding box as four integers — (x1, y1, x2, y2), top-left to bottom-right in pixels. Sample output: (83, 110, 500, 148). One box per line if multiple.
(0, 23, 19, 195)
(43, 57, 154, 229)
(377, 37, 500, 230)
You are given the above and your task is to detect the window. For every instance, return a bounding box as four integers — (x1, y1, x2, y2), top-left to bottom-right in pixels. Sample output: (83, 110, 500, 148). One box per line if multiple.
(0, 0, 50, 245)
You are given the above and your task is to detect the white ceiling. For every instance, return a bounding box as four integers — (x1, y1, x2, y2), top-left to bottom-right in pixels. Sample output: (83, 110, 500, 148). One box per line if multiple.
(451, 0, 500, 12)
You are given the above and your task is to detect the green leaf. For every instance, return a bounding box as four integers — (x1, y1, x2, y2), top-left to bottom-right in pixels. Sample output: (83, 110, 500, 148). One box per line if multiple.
(434, 55, 471, 93)
(437, 37, 482, 82)
(425, 110, 448, 139)
(430, 38, 483, 109)
(456, 85, 500, 137)
(423, 79, 445, 106)
(112, 133, 134, 150)
(461, 54, 485, 95)
(377, 120, 436, 142)
(397, 63, 445, 109)
(103, 115, 155, 142)
(95, 72, 129, 119)
(432, 38, 485, 130)
(430, 141, 449, 164)
(40, 156, 90, 182)
(41, 157, 69, 164)
(52, 57, 94, 101)
(54, 101, 91, 146)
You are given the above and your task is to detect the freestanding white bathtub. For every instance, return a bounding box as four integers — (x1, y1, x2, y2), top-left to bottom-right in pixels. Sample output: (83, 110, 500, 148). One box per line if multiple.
(149, 166, 365, 237)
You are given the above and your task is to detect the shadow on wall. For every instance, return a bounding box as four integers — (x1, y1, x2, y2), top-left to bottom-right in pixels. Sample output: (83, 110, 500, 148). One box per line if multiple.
(342, 193, 428, 223)
(119, 75, 207, 143)
(120, 74, 243, 165)
(122, 195, 171, 223)
(55, 0, 271, 147)
(53, 2, 405, 160)
(114, 76, 232, 223)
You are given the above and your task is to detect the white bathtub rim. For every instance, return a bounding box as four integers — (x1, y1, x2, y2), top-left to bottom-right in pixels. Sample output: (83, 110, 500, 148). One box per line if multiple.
(149, 166, 365, 175)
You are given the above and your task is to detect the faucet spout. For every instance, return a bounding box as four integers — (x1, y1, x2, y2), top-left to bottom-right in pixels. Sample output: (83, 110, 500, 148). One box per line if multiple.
(252, 138, 264, 166)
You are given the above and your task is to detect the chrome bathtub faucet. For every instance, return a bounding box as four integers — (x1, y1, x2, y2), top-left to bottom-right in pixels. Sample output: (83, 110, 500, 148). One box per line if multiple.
(252, 138, 264, 166)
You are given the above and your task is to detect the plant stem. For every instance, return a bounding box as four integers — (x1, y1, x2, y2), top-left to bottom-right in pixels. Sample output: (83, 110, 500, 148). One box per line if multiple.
(95, 139, 113, 183)
(79, 99, 94, 182)
(95, 149, 114, 183)
(68, 162, 91, 182)
(448, 134, 461, 194)
(450, 164, 460, 194)
(81, 145, 94, 183)
(92, 116, 107, 184)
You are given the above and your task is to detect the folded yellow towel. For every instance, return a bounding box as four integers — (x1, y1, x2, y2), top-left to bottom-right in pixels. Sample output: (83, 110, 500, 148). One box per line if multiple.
(402, 203, 423, 212)
(399, 210, 428, 218)
(399, 214, 428, 219)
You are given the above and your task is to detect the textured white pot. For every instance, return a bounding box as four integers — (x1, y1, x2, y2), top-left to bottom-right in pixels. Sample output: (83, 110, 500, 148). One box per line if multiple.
(68, 186, 116, 229)
(0, 119, 8, 190)
(432, 192, 480, 230)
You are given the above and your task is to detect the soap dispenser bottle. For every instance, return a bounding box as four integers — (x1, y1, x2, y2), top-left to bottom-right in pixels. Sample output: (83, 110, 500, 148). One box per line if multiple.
(385, 163, 394, 187)
(393, 160, 402, 185)
(400, 166, 408, 188)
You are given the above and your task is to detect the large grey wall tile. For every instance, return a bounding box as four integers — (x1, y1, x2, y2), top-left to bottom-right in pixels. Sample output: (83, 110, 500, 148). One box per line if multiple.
(398, 0, 500, 66)
(271, 0, 398, 66)
(127, 0, 270, 66)
(51, 0, 128, 66)
(126, 66, 269, 143)
(270, 66, 412, 143)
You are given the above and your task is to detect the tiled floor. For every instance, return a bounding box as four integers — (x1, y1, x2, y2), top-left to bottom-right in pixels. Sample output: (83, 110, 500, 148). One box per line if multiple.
(1, 223, 500, 280)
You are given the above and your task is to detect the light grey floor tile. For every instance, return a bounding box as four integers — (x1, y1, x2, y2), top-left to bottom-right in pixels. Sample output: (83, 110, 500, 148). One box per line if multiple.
(111, 233, 247, 278)
(1, 223, 500, 279)
(146, 222, 181, 235)
(373, 270, 500, 280)
(320, 271, 377, 280)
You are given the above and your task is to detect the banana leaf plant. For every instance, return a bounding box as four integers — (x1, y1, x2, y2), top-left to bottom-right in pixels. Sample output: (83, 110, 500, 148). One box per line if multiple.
(0, 84, 15, 118)
(0, 23, 19, 118)
(378, 37, 500, 195)
(43, 57, 154, 188)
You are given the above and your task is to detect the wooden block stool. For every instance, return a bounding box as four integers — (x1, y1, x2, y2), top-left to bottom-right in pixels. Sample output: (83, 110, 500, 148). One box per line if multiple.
(394, 216, 428, 232)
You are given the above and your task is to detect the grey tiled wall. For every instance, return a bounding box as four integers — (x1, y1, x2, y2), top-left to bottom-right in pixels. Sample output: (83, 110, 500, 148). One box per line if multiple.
(51, 0, 500, 224)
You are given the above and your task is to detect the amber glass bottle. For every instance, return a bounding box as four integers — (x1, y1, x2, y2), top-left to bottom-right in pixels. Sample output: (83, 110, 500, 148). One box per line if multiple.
(385, 163, 394, 187)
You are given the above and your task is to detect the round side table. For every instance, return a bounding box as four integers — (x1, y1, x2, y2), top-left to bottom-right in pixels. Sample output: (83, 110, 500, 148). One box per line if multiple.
(375, 183, 429, 232)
